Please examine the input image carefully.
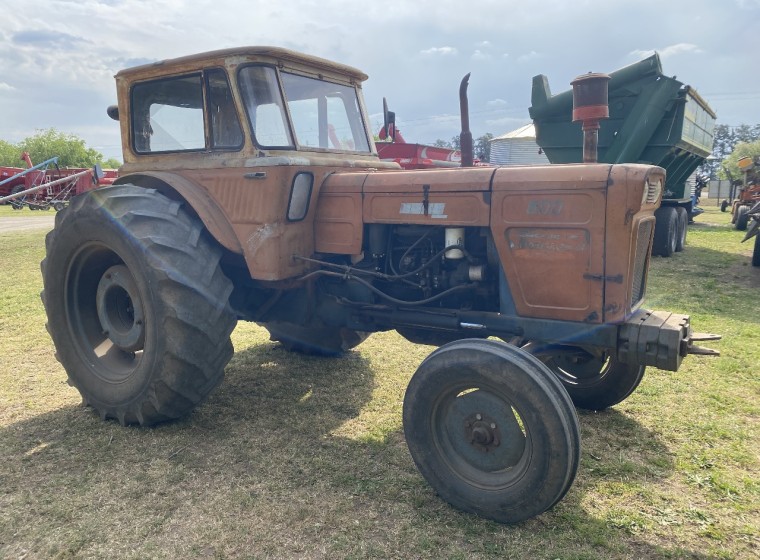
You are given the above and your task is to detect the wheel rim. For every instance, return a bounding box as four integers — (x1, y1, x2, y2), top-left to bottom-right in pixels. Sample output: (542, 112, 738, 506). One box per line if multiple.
(431, 381, 531, 488)
(65, 243, 145, 383)
(545, 351, 610, 389)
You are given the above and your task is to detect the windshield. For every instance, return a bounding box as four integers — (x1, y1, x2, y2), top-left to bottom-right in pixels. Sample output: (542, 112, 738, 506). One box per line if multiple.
(238, 66, 371, 153)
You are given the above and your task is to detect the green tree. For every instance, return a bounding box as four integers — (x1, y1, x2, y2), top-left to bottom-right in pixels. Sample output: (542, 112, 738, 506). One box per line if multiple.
(18, 129, 105, 168)
(475, 132, 494, 162)
(0, 140, 23, 167)
(700, 124, 760, 178)
(719, 139, 760, 182)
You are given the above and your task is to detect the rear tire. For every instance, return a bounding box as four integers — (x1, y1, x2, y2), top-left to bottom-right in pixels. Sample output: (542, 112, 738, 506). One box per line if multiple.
(736, 205, 749, 231)
(42, 185, 237, 426)
(752, 233, 760, 267)
(675, 207, 688, 252)
(403, 339, 580, 524)
(264, 322, 368, 356)
(653, 206, 677, 257)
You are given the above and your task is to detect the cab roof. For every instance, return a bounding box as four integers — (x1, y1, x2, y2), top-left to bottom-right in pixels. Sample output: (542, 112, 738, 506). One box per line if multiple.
(115, 46, 369, 82)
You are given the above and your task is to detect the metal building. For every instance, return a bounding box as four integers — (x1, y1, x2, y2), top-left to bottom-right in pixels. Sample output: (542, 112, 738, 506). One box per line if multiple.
(489, 124, 550, 166)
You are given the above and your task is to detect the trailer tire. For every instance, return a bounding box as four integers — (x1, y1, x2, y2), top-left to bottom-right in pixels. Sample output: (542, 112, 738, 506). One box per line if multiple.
(41, 185, 236, 426)
(675, 207, 688, 252)
(403, 339, 580, 524)
(522, 344, 645, 410)
(10, 185, 25, 210)
(720, 200, 729, 212)
(264, 322, 368, 356)
(752, 233, 760, 267)
(736, 205, 749, 231)
(653, 206, 678, 257)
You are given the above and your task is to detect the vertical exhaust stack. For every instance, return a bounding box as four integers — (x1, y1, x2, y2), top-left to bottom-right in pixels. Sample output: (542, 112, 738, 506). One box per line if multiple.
(459, 73, 474, 167)
(571, 73, 610, 163)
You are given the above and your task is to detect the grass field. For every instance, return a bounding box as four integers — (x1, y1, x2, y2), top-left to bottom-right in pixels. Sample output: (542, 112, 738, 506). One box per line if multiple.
(0, 204, 758, 559)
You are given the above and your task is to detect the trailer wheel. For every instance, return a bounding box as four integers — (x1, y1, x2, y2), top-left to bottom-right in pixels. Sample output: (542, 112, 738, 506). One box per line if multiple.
(403, 339, 580, 524)
(720, 200, 729, 212)
(10, 185, 25, 210)
(675, 207, 688, 252)
(522, 344, 645, 410)
(53, 202, 66, 212)
(752, 233, 760, 267)
(41, 185, 236, 426)
(735, 205, 750, 231)
(263, 322, 368, 356)
(652, 206, 678, 257)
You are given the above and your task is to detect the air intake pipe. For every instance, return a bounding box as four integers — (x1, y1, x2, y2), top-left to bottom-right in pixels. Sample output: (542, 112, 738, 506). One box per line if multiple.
(571, 73, 610, 163)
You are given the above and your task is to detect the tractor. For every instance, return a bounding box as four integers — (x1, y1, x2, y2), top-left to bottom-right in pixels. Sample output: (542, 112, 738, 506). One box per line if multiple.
(41, 47, 718, 524)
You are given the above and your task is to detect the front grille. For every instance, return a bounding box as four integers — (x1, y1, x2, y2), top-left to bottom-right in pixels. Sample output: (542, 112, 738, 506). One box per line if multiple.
(631, 219, 654, 307)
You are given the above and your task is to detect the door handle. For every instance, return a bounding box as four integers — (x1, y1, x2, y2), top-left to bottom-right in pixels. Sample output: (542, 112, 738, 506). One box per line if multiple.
(244, 172, 267, 180)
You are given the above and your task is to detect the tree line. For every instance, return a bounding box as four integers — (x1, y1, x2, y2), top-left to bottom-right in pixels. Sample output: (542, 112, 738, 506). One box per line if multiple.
(699, 123, 760, 181)
(433, 133, 494, 163)
(0, 129, 121, 170)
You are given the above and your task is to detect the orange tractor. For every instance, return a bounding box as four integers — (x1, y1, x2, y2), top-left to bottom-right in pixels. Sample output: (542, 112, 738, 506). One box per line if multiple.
(41, 47, 719, 524)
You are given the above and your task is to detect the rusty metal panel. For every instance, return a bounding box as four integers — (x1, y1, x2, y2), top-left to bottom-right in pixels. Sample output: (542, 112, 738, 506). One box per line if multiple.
(602, 164, 663, 323)
(364, 192, 490, 225)
(491, 165, 607, 323)
(362, 167, 495, 193)
(182, 166, 337, 281)
(314, 172, 367, 254)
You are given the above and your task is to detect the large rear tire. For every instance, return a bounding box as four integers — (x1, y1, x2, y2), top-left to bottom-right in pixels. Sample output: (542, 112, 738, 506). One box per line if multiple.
(41, 185, 236, 426)
(264, 322, 368, 356)
(675, 207, 688, 252)
(653, 206, 678, 257)
(403, 339, 580, 524)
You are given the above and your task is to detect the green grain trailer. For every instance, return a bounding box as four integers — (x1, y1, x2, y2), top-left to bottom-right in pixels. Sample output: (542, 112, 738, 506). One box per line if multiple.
(529, 53, 716, 257)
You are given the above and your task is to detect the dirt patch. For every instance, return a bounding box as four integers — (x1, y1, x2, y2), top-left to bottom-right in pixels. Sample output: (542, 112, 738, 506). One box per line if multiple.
(0, 216, 55, 234)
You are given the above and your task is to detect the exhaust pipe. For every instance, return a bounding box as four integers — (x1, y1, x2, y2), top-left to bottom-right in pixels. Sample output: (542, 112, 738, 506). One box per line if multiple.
(459, 73, 474, 167)
(571, 72, 610, 163)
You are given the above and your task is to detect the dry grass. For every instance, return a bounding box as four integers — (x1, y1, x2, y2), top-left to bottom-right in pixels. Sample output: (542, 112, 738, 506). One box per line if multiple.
(1, 205, 758, 559)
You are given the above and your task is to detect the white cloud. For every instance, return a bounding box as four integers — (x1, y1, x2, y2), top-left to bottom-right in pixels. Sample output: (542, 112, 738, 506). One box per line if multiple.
(420, 46, 458, 56)
(487, 99, 508, 107)
(630, 43, 703, 60)
(517, 50, 542, 63)
(471, 49, 491, 61)
(0, 82, 16, 92)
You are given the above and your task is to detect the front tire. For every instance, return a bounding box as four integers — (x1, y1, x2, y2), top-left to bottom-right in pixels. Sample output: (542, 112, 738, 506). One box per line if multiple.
(403, 339, 580, 524)
(42, 185, 236, 426)
(522, 344, 645, 410)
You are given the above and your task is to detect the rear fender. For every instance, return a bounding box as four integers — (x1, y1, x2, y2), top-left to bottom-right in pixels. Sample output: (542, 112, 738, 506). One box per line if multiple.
(114, 171, 242, 253)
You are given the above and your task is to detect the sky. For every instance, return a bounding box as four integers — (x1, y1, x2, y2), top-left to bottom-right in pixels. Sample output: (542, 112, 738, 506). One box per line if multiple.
(1, 0, 759, 162)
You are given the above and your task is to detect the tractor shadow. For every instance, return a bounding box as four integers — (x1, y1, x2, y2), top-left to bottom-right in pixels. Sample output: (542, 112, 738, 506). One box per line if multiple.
(1, 339, 719, 559)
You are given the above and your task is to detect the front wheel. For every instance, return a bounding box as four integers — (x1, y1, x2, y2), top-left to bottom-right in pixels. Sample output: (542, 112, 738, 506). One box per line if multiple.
(523, 343, 645, 410)
(403, 339, 580, 524)
(42, 185, 237, 425)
